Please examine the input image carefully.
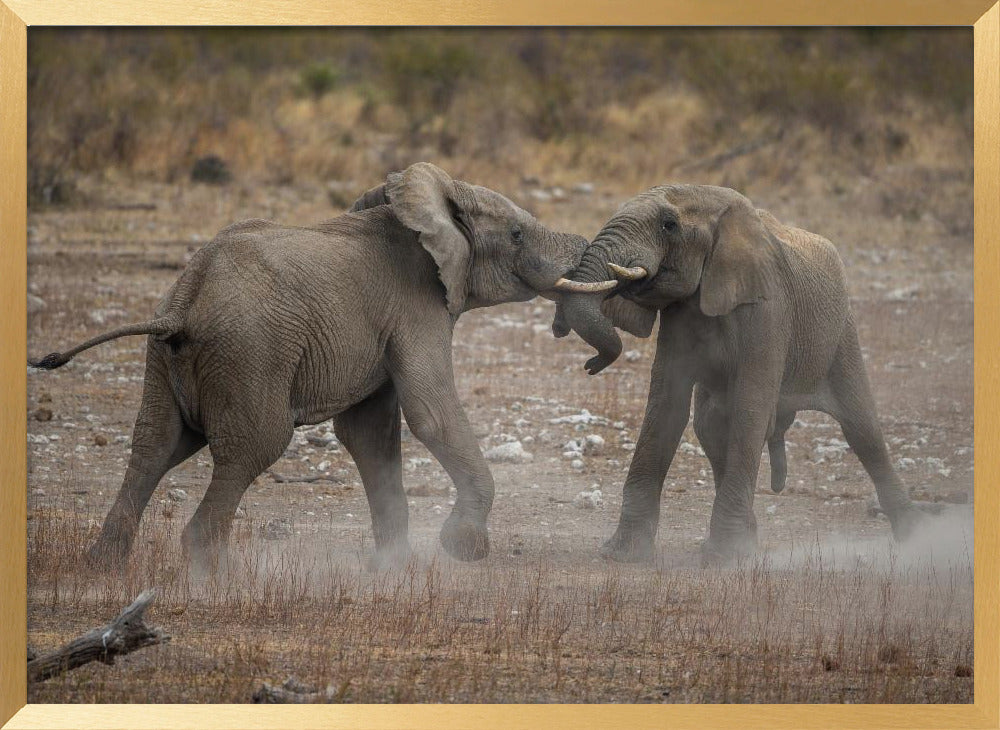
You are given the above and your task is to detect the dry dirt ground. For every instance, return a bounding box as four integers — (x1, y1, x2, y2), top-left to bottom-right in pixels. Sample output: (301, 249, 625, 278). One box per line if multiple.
(26, 173, 973, 703)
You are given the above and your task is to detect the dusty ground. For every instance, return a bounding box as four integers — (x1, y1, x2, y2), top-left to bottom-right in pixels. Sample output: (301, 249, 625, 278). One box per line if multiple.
(25, 172, 973, 703)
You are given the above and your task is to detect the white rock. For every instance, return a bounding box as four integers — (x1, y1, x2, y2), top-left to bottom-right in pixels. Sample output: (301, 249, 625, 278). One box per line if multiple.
(317, 460, 331, 473)
(766, 504, 778, 515)
(484, 441, 534, 464)
(571, 459, 585, 470)
(27, 434, 49, 445)
(572, 182, 595, 195)
(27, 294, 46, 314)
(624, 350, 641, 363)
(573, 489, 603, 509)
(896, 457, 916, 469)
(583, 434, 605, 455)
(549, 410, 609, 426)
(621, 442, 636, 452)
(679, 442, 705, 456)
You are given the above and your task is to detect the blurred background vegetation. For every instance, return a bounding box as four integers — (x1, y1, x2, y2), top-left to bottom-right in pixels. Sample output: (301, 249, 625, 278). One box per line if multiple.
(27, 27, 972, 208)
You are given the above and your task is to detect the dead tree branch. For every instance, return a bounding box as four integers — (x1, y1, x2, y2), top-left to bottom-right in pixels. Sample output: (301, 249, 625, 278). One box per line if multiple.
(28, 589, 169, 683)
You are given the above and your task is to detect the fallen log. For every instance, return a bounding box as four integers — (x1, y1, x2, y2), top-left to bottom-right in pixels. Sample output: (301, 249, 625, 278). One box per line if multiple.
(28, 588, 169, 683)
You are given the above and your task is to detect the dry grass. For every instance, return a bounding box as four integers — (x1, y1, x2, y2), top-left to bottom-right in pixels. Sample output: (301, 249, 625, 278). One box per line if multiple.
(27, 506, 973, 704)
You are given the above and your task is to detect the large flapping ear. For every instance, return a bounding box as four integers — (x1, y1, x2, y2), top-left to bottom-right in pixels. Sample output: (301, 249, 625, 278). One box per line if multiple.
(698, 200, 772, 317)
(601, 296, 657, 338)
(387, 162, 472, 316)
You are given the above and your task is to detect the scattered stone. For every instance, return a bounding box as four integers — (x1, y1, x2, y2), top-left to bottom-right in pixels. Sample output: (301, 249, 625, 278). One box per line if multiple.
(484, 441, 533, 464)
(406, 457, 433, 470)
(316, 460, 331, 473)
(27, 434, 50, 445)
(573, 489, 603, 509)
(570, 459, 585, 470)
(896, 457, 916, 469)
(234, 506, 247, 520)
(529, 189, 553, 202)
(624, 350, 641, 363)
(766, 504, 778, 515)
(583, 434, 605, 456)
(27, 294, 46, 314)
(262, 517, 293, 540)
(34, 408, 52, 422)
(306, 434, 337, 448)
(166, 488, 188, 502)
(93, 434, 108, 447)
(572, 182, 595, 195)
(679, 442, 705, 456)
(548, 410, 609, 426)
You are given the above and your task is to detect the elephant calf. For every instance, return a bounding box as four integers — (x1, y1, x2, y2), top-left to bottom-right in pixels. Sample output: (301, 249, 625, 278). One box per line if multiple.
(555, 184, 924, 563)
(31, 162, 590, 570)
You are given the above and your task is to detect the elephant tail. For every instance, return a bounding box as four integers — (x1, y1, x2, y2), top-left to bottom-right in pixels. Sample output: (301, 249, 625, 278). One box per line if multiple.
(29, 314, 183, 370)
(768, 434, 788, 494)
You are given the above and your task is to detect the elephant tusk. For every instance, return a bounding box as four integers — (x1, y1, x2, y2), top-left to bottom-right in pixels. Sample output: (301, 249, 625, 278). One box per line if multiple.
(552, 277, 619, 293)
(607, 263, 648, 280)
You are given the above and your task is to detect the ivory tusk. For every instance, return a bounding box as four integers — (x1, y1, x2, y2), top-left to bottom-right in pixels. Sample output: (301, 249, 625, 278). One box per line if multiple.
(552, 277, 619, 293)
(607, 263, 648, 280)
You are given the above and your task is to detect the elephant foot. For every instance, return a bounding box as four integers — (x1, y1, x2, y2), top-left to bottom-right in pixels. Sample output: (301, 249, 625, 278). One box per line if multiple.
(600, 526, 655, 562)
(886, 504, 930, 542)
(181, 525, 230, 578)
(440, 512, 489, 561)
(368, 539, 413, 571)
(84, 534, 131, 572)
(701, 527, 758, 567)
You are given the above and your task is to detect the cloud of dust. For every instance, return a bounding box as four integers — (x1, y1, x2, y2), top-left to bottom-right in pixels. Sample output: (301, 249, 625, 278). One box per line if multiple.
(765, 505, 974, 575)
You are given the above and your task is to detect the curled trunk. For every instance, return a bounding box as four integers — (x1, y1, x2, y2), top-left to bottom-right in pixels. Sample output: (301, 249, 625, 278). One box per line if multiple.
(557, 242, 624, 374)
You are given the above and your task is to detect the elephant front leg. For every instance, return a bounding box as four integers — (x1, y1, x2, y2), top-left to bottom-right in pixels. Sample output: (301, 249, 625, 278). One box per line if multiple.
(601, 357, 694, 562)
(702, 385, 781, 565)
(389, 335, 494, 561)
(334, 382, 410, 568)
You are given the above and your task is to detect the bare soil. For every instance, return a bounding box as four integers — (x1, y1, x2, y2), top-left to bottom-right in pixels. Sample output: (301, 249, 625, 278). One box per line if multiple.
(25, 174, 973, 703)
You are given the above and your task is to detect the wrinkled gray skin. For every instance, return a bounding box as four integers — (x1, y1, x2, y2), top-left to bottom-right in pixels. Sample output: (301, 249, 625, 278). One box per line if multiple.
(555, 184, 923, 563)
(31, 162, 589, 571)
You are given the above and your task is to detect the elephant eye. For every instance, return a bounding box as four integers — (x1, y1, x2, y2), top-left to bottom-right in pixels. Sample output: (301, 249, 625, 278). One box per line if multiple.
(511, 227, 525, 245)
(662, 218, 679, 233)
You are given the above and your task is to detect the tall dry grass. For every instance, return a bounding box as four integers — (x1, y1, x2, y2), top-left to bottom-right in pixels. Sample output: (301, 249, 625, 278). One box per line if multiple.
(27, 28, 972, 204)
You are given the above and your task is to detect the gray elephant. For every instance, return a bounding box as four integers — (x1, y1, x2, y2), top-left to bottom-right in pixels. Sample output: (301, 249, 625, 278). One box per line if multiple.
(554, 184, 923, 563)
(31, 162, 594, 570)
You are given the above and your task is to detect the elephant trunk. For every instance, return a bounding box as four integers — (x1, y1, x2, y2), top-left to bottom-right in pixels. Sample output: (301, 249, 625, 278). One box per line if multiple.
(558, 239, 624, 375)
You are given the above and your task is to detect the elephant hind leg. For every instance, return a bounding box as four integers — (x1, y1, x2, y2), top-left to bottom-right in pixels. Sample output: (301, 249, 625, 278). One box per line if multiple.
(825, 320, 916, 539)
(87, 363, 206, 570)
(183, 399, 294, 573)
(767, 409, 795, 494)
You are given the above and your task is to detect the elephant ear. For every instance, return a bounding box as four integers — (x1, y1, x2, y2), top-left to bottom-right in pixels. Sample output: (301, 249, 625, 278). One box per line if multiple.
(601, 297, 657, 337)
(698, 201, 772, 317)
(387, 162, 472, 316)
(348, 181, 393, 212)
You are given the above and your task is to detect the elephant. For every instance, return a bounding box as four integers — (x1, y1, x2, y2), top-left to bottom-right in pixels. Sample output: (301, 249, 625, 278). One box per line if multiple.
(553, 183, 924, 563)
(30, 161, 596, 570)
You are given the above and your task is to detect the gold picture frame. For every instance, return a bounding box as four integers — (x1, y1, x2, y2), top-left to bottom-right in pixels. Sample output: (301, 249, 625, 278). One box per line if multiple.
(2, 2, 998, 728)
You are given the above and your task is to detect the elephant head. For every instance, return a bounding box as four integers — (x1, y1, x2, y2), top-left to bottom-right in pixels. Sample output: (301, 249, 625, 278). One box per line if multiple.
(352, 162, 590, 315)
(556, 185, 775, 372)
